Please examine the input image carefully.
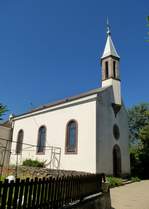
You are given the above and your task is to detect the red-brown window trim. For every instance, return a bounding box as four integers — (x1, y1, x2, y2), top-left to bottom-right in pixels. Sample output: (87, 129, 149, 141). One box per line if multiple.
(36, 125, 47, 155)
(65, 119, 78, 154)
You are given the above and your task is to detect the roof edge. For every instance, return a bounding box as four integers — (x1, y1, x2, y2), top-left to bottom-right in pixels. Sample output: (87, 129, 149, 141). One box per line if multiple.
(12, 86, 110, 120)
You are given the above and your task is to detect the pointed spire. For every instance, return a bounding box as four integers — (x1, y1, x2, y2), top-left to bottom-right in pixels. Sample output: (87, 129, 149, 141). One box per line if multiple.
(101, 19, 120, 59)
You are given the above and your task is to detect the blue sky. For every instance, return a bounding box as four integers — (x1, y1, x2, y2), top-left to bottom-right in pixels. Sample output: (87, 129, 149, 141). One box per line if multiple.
(0, 0, 149, 120)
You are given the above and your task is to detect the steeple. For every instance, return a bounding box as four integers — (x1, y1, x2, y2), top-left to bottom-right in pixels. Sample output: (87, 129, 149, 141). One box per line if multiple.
(101, 19, 120, 59)
(101, 20, 121, 105)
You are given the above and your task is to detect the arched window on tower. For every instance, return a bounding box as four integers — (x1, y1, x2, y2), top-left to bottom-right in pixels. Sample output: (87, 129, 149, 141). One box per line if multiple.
(16, 129, 24, 154)
(105, 61, 109, 79)
(65, 120, 78, 154)
(37, 126, 46, 154)
(113, 61, 116, 78)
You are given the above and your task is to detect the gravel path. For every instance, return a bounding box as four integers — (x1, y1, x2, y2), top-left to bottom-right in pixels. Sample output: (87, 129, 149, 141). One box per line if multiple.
(110, 180, 149, 209)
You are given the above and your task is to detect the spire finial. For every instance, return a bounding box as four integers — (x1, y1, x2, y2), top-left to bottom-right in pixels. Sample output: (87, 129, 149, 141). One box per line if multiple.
(101, 18, 120, 59)
(106, 17, 111, 35)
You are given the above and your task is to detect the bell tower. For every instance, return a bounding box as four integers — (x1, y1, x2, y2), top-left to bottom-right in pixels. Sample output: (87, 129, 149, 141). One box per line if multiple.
(101, 20, 121, 105)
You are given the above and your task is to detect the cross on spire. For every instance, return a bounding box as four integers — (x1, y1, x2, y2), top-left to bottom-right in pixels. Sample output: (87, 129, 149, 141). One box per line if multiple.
(106, 17, 111, 35)
(101, 19, 120, 59)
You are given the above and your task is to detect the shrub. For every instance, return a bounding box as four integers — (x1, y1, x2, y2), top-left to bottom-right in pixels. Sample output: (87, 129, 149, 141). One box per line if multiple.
(22, 159, 44, 168)
(0, 176, 6, 182)
(131, 176, 140, 182)
(106, 176, 123, 187)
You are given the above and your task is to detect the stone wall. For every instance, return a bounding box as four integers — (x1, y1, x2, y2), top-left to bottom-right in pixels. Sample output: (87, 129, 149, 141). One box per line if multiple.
(0, 125, 12, 167)
(5, 166, 90, 178)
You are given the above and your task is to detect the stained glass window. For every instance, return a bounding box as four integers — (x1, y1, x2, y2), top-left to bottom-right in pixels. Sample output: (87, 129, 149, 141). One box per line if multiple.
(16, 130, 24, 154)
(66, 120, 77, 153)
(37, 126, 46, 153)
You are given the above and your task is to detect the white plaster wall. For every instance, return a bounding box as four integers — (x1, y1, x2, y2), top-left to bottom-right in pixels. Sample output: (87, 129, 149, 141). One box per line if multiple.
(10, 95, 97, 173)
(0, 126, 12, 167)
(96, 87, 130, 175)
(116, 106, 130, 175)
(102, 79, 121, 105)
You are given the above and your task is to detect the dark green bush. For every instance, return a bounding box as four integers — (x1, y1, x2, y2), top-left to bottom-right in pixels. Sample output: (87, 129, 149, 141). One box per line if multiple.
(22, 159, 44, 167)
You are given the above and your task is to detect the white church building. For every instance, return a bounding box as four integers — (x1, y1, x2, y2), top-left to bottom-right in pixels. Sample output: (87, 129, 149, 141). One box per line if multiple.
(9, 25, 130, 177)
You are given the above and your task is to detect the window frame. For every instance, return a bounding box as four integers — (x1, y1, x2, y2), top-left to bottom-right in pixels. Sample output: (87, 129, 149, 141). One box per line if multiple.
(65, 120, 78, 154)
(16, 129, 24, 154)
(36, 125, 46, 155)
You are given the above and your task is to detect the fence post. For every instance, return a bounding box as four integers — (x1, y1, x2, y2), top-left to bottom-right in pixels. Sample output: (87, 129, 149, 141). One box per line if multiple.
(1, 179, 9, 208)
(12, 178, 20, 208)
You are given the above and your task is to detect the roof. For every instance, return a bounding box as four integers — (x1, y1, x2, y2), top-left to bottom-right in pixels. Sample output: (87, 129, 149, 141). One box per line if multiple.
(101, 32, 120, 59)
(13, 86, 109, 119)
(0, 120, 12, 128)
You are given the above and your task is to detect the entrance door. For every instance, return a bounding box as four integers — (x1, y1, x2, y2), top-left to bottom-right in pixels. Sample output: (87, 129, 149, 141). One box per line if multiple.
(113, 145, 121, 177)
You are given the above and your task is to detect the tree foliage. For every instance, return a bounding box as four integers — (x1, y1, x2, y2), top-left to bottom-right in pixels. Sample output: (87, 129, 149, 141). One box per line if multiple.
(139, 124, 149, 146)
(128, 103, 149, 178)
(128, 103, 149, 144)
(0, 103, 7, 120)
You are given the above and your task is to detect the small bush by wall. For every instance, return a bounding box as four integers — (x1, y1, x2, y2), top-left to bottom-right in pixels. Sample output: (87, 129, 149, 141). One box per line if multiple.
(22, 159, 44, 168)
(106, 176, 123, 187)
(131, 176, 140, 182)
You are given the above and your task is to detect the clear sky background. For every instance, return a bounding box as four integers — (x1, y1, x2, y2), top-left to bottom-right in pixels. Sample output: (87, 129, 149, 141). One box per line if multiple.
(0, 0, 149, 120)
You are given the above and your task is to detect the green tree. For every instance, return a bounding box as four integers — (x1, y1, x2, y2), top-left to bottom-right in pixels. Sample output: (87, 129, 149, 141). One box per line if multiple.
(139, 124, 149, 146)
(0, 103, 7, 120)
(133, 124, 149, 179)
(128, 103, 149, 178)
(128, 103, 149, 145)
(140, 125, 149, 171)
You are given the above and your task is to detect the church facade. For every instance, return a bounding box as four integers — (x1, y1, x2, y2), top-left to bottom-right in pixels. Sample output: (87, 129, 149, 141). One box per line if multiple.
(9, 26, 130, 176)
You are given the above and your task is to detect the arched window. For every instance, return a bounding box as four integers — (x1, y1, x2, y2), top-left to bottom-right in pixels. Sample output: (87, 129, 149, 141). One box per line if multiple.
(16, 130, 24, 154)
(37, 126, 46, 154)
(65, 120, 78, 154)
(113, 61, 116, 78)
(105, 61, 109, 79)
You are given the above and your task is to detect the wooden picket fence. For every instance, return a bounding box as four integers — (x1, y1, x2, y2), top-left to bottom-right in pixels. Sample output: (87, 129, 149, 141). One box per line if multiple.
(0, 173, 105, 209)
